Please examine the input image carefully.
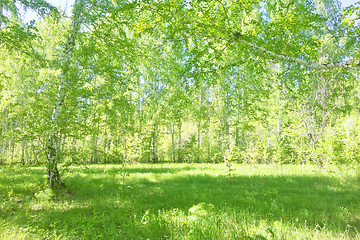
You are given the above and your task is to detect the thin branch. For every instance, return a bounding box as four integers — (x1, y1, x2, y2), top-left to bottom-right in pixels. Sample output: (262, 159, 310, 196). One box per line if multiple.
(206, 39, 233, 63)
(147, 5, 230, 36)
(151, 33, 199, 50)
(142, 20, 161, 40)
(214, 0, 229, 20)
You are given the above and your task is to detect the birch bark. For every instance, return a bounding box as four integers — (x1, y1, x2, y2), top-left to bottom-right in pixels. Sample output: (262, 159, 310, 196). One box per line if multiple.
(46, 0, 85, 188)
(178, 118, 182, 163)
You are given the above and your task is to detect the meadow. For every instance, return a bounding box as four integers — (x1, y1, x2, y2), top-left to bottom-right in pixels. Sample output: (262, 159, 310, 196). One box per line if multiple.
(0, 163, 359, 239)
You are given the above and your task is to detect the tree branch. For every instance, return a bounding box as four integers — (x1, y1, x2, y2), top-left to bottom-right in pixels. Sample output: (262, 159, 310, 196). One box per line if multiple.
(145, 4, 360, 70)
(233, 34, 360, 70)
(206, 39, 233, 62)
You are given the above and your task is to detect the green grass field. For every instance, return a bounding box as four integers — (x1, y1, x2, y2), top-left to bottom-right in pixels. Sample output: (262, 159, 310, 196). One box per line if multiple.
(0, 163, 359, 239)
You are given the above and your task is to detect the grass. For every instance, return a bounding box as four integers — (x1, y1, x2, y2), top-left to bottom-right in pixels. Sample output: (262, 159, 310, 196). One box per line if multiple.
(0, 163, 360, 239)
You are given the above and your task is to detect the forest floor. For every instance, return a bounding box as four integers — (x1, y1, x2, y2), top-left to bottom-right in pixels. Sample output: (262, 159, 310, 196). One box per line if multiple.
(0, 163, 359, 239)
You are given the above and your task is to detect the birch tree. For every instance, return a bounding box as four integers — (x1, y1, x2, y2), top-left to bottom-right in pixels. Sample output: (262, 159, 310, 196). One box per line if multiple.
(46, 0, 85, 188)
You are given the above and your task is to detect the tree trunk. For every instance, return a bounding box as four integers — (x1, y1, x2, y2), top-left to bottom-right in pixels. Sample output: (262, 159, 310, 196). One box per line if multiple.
(72, 107, 81, 157)
(0, 3, 3, 28)
(0, 115, 3, 164)
(21, 139, 26, 165)
(139, 96, 143, 133)
(27, 142, 31, 165)
(235, 88, 240, 147)
(197, 89, 202, 163)
(0, 138, 3, 165)
(33, 142, 39, 164)
(300, 134, 305, 173)
(277, 89, 282, 163)
(47, 133, 62, 188)
(122, 127, 127, 163)
(171, 120, 175, 163)
(91, 119, 100, 163)
(224, 91, 230, 154)
(0, 142, 2, 165)
(46, 0, 85, 189)
(104, 114, 108, 164)
(178, 118, 182, 163)
(10, 140, 14, 163)
(151, 122, 158, 163)
(240, 87, 246, 150)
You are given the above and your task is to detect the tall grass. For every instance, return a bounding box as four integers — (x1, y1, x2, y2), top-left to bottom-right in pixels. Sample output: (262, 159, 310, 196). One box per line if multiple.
(0, 164, 359, 239)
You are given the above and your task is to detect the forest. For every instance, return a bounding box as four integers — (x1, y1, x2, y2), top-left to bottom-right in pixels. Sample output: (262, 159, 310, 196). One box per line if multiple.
(1, 0, 360, 239)
(1, 0, 360, 184)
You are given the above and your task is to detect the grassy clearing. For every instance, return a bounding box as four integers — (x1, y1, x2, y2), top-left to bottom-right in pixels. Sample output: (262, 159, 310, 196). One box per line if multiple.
(0, 163, 359, 239)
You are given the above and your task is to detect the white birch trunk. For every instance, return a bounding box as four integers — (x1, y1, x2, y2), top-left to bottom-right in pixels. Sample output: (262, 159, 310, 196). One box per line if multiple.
(171, 120, 175, 163)
(178, 118, 182, 163)
(122, 127, 127, 163)
(197, 89, 202, 162)
(47, 0, 85, 188)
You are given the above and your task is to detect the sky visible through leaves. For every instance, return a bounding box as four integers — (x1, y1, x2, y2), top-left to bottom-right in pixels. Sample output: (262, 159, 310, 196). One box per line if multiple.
(22, 0, 359, 22)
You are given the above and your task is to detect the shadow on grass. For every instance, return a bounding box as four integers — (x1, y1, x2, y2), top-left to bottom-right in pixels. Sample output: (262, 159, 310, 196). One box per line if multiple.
(1, 165, 359, 239)
(59, 164, 193, 176)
